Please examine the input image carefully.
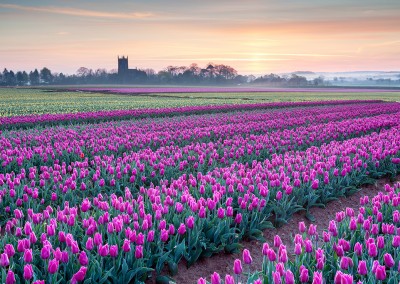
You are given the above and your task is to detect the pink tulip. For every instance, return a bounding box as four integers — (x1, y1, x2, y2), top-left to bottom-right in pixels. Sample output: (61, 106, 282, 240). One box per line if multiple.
(299, 267, 309, 283)
(267, 249, 276, 261)
(357, 260, 367, 275)
(368, 243, 378, 257)
(6, 270, 16, 284)
(375, 265, 386, 280)
(262, 243, 269, 255)
(273, 271, 282, 284)
(274, 235, 282, 247)
(110, 245, 118, 258)
(177, 223, 186, 235)
(24, 249, 33, 263)
(4, 244, 15, 258)
(312, 271, 323, 284)
(41, 245, 51, 260)
(340, 256, 353, 270)
(299, 222, 306, 233)
(61, 251, 69, 263)
(233, 259, 242, 274)
(79, 251, 89, 266)
(135, 245, 143, 259)
(384, 253, 395, 268)
(86, 237, 94, 250)
(23, 264, 34, 280)
(71, 266, 87, 283)
(48, 259, 59, 274)
(285, 270, 295, 284)
(225, 275, 235, 284)
(243, 249, 252, 264)
(0, 253, 10, 267)
(210, 272, 221, 284)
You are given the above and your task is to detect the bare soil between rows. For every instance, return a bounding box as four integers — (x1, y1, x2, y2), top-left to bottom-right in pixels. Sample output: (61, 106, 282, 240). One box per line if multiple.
(149, 175, 399, 284)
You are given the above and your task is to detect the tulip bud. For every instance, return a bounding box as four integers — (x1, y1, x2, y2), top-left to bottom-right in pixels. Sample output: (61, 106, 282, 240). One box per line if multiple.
(210, 272, 221, 284)
(79, 251, 89, 266)
(135, 245, 143, 259)
(71, 266, 87, 282)
(24, 249, 33, 263)
(41, 245, 51, 260)
(110, 245, 118, 258)
(177, 223, 186, 235)
(273, 271, 282, 284)
(285, 270, 295, 284)
(4, 244, 15, 258)
(299, 267, 309, 283)
(274, 235, 282, 247)
(299, 222, 306, 233)
(262, 243, 269, 255)
(357, 260, 367, 275)
(61, 251, 69, 263)
(375, 265, 386, 280)
(243, 249, 252, 264)
(384, 253, 395, 268)
(6, 270, 16, 284)
(233, 259, 242, 274)
(48, 259, 59, 274)
(23, 264, 33, 280)
(0, 253, 10, 267)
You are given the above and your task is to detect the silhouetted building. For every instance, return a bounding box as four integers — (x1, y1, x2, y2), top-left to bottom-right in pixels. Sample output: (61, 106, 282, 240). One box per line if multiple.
(117, 56, 147, 83)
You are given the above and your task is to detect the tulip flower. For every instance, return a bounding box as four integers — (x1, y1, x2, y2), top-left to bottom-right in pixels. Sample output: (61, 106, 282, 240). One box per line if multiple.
(4, 244, 15, 258)
(71, 266, 87, 283)
(110, 245, 118, 258)
(135, 245, 143, 259)
(285, 270, 295, 284)
(79, 251, 89, 266)
(273, 271, 282, 284)
(243, 249, 252, 264)
(210, 272, 221, 284)
(357, 260, 367, 275)
(383, 253, 395, 268)
(6, 270, 16, 284)
(375, 265, 386, 280)
(48, 259, 59, 274)
(23, 264, 34, 280)
(24, 249, 33, 263)
(233, 259, 242, 274)
(0, 253, 10, 267)
(299, 267, 309, 283)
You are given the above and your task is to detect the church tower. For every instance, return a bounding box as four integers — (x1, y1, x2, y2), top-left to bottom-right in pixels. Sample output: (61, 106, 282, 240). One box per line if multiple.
(118, 56, 128, 76)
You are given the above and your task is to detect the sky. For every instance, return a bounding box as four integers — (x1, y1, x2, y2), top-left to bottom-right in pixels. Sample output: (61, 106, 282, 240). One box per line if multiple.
(0, 0, 399, 75)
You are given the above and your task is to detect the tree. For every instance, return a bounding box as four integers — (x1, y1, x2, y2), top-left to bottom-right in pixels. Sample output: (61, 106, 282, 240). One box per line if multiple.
(29, 69, 40, 85)
(16, 71, 29, 86)
(76, 67, 92, 77)
(3, 69, 16, 86)
(40, 67, 53, 84)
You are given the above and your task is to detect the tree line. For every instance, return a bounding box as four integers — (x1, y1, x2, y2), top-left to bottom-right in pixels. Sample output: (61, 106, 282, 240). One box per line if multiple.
(0, 64, 327, 86)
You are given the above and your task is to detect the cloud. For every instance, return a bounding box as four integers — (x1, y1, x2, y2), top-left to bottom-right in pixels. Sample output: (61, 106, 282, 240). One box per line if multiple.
(0, 3, 153, 19)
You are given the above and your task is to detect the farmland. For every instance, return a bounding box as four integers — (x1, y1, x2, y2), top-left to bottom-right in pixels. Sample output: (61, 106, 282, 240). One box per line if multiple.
(0, 87, 399, 117)
(0, 89, 399, 283)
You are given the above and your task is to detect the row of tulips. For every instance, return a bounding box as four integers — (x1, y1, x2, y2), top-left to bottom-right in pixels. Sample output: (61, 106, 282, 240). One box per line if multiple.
(199, 181, 400, 283)
(1, 127, 399, 281)
(1, 102, 399, 178)
(0, 100, 383, 129)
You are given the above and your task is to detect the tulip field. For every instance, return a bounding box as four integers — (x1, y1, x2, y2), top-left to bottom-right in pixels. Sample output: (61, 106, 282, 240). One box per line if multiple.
(0, 98, 400, 283)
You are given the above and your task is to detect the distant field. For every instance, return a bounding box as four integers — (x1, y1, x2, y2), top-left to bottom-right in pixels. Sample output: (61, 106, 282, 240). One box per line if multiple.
(0, 87, 399, 117)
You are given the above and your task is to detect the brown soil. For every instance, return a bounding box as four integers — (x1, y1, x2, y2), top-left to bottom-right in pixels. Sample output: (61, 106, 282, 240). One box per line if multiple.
(149, 175, 399, 284)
